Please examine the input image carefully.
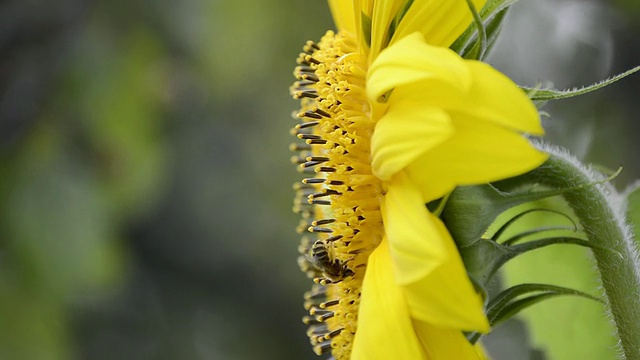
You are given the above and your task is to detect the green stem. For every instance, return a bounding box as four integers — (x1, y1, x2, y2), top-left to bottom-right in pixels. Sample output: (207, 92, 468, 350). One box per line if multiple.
(510, 145, 640, 359)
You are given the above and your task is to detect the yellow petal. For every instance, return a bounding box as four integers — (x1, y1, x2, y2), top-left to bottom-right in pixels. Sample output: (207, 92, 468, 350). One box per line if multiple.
(405, 165, 456, 205)
(405, 112, 548, 202)
(371, 104, 453, 181)
(369, 0, 407, 60)
(328, 0, 356, 34)
(413, 320, 485, 359)
(404, 214, 490, 332)
(391, 0, 486, 47)
(351, 237, 426, 360)
(359, 0, 374, 19)
(382, 172, 446, 284)
(367, 32, 471, 104)
(458, 61, 544, 135)
(475, 343, 490, 360)
(387, 79, 464, 111)
(369, 38, 542, 138)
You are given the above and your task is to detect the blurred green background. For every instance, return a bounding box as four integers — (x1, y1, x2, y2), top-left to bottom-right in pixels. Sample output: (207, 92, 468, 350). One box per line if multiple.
(0, 0, 638, 359)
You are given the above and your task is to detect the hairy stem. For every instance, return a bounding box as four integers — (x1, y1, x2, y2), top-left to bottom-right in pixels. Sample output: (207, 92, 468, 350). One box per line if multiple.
(512, 145, 640, 359)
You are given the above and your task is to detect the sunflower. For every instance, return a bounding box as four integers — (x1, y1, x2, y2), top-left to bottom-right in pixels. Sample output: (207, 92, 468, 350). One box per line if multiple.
(290, 1, 547, 359)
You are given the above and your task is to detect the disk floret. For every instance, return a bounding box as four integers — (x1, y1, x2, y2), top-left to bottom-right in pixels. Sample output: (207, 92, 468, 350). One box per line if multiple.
(290, 30, 384, 359)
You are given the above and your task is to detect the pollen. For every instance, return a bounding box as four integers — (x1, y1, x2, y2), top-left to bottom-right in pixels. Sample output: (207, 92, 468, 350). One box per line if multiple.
(291, 31, 384, 360)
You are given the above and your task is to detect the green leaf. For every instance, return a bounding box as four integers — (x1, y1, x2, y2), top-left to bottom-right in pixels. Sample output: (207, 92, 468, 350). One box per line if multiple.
(468, 282, 600, 344)
(523, 66, 640, 101)
(510, 236, 616, 256)
(461, 0, 486, 60)
(494, 208, 577, 244)
(487, 284, 602, 327)
(460, 233, 600, 288)
(451, 0, 518, 56)
(461, 7, 508, 60)
(480, 8, 508, 59)
(479, 0, 520, 17)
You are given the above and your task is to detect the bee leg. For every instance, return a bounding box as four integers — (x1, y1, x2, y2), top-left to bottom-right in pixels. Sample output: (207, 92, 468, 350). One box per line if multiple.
(313, 277, 342, 285)
(342, 267, 354, 278)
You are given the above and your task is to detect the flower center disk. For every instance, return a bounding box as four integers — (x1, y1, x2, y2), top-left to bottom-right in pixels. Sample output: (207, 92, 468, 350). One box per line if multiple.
(291, 30, 385, 359)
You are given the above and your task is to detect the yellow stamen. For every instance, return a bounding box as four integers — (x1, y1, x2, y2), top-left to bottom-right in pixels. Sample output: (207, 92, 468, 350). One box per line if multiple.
(291, 30, 384, 359)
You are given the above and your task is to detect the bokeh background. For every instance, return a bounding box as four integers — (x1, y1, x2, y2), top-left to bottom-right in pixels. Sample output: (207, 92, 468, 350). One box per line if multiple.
(1, 0, 638, 359)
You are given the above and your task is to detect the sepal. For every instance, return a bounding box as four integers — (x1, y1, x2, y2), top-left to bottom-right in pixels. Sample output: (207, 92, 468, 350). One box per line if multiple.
(466, 284, 602, 344)
(441, 144, 640, 356)
(441, 184, 566, 248)
(451, 0, 516, 60)
(454, 207, 609, 287)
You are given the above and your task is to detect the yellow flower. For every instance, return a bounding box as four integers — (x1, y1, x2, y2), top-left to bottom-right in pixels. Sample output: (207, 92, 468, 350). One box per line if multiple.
(291, 1, 548, 359)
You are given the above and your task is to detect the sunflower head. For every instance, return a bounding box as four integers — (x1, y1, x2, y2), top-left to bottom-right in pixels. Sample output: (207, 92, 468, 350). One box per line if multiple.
(290, 1, 547, 359)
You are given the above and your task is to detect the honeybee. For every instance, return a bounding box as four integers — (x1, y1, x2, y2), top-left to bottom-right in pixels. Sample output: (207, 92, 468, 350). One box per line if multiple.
(308, 240, 354, 284)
